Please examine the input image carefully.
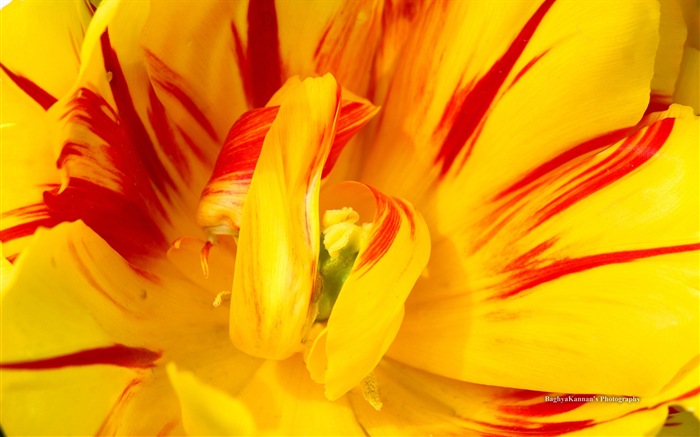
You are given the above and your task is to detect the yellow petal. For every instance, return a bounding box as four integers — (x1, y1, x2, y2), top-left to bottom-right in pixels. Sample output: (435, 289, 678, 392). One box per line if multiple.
(34, 0, 222, 262)
(674, 46, 699, 114)
(235, 356, 366, 436)
(0, 0, 92, 108)
(1, 220, 263, 435)
(659, 407, 700, 437)
(0, 0, 92, 260)
(648, 0, 687, 113)
(348, 359, 699, 436)
(389, 109, 700, 396)
(229, 74, 340, 359)
(166, 363, 255, 436)
(306, 181, 430, 400)
(362, 0, 660, 219)
(1, 366, 146, 436)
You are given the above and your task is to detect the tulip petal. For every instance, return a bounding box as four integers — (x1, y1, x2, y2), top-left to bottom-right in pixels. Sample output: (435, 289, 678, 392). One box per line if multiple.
(23, 0, 234, 262)
(0, 0, 92, 261)
(389, 109, 699, 396)
(0, 219, 266, 434)
(362, 0, 660, 218)
(229, 75, 341, 359)
(235, 356, 367, 436)
(0, 0, 92, 109)
(166, 363, 255, 436)
(196, 83, 377, 234)
(348, 359, 699, 436)
(0, 366, 148, 436)
(306, 181, 430, 400)
(647, 0, 687, 113)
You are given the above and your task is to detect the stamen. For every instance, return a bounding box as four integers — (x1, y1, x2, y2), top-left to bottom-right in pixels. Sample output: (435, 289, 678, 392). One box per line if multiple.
(360, 373, 382, 411)
(213, 291, 231, 307)
(200, 240, 213, 279)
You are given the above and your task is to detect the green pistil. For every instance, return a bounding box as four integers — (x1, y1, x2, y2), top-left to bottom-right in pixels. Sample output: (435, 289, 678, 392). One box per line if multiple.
(313, 207, 371, 322)
(315, 241, 359, 321)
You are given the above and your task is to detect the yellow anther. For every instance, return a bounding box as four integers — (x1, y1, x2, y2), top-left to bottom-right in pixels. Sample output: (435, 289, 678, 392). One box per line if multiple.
(213, 291, 231, 307)
(360, 373, 382, 411)
(322, 208, 366, 259)
(322, 207, 359, 228)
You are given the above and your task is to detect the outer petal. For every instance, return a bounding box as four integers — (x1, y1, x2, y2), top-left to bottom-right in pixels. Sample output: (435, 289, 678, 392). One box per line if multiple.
(0, 221, 258, 435)
(196, 83, 378, 235)
(0, 0, 92, 108)
(166, 363, 255, 436)
(348, 359, 699, 436)
(143, 0, 388, 113)
(31, 0, 223, 262)
(0, 0, 93, 260)
(229, 75, 340, 359)
(235, 356, 367, 436)
(361, 0, 660, 223)
(305, 181, 430, 400)
(389, 109, 700, 396)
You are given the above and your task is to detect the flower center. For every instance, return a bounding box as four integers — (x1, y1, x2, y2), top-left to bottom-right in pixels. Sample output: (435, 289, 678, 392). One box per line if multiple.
(315, 207, 372, 321)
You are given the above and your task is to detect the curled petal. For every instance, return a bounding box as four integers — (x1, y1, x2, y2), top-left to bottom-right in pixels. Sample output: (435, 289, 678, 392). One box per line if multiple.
(229, 74, 341, 360)
(196, 79, 378, 235)
(306, 181, 430, 400)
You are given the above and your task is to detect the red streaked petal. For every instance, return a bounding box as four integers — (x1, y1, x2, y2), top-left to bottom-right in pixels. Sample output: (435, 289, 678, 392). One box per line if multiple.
(305, 181, 430, 400)
(349, 359, 699, 436)
(228, 75, 341, 360)
(389, 109, 700, 397)
(196, 81, 378, 234)
(362, 0, 660, 220)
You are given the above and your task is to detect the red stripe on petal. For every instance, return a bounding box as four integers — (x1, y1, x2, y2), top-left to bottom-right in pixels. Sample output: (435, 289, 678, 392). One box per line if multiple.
(43, 179, 168, 261)
(0, 202, 60, 243)
(145, 50, 219, 143)
(0, 344, 161, 370)
(497, 243, 700, 299)
(147, 86, 191, 179)
(83, 0, 96, 15)
(248, 0, 283, 107)
(499, 394, 594, 418)
(0, 63, 58, 111)
(495, 128, 632, 202)
(354, 187, 401, 273)
(475, 419, 595, 437)
(646, 91, 672, 115)
(100, 31, 175, 195)
(434, 0, 556, 176)
(323, 100, 379, 179)
(532, 118, 674, 229)
(510, 49, 551, 89)
(234, 0, 284, 108)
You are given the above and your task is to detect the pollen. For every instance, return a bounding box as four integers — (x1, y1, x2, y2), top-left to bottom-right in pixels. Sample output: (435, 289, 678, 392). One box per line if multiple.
(321, 207, 369, 258)
(360, 372, 383, 411)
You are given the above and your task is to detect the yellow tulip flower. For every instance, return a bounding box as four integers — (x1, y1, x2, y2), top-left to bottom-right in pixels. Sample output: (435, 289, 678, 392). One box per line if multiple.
(1, 0, 698, 436)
